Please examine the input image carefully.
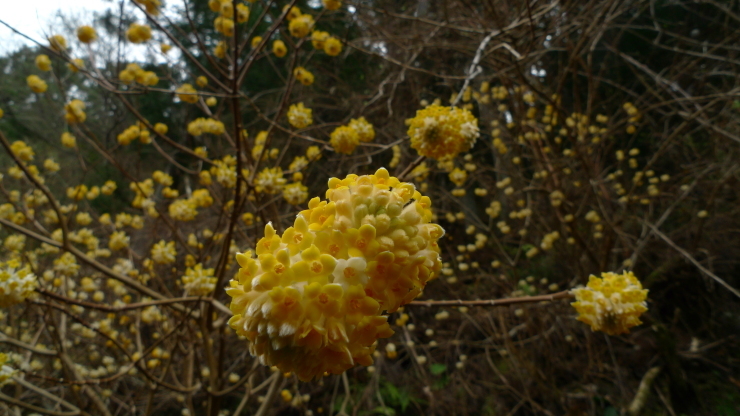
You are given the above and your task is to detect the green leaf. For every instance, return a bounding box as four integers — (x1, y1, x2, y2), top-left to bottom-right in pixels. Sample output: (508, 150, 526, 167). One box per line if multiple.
(371, 407, 396, 416)
(429, 363, 447, 375)
(603, 407, 618, 416)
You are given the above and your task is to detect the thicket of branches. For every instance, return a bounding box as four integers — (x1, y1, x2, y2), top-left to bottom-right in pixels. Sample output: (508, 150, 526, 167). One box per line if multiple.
(0, 0, 739, 415)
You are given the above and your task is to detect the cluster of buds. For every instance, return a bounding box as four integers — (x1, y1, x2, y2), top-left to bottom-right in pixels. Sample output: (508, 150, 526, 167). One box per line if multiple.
(226, 168, 444, 380)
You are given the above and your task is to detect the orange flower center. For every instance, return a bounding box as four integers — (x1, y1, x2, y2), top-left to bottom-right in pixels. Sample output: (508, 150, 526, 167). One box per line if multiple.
(310, 261, 323, 274)
(329, 244, 340, 255)
(343, 268, 356, 278)
(273, 264, 286, 274)
(318, 293, 329, 304)
(293, 233, 303, 244)
(356, 239, 367, 249)
(350, 299, 360, 310)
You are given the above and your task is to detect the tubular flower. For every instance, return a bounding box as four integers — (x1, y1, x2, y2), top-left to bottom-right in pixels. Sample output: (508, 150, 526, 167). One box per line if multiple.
(571, 271, 649, 336)
(0, 259, 38, 308)
(330, 125, 360, 154)
(226, 168, 444, 381)
(407, 104, 480, 160)
(182, 264, 217, 296)
(77, 25, 97, 43)
(348, 117, 375, 142)
(287, 103, 313, 129)
(27, 75, 48, 93)
(64, 99, 86, 124)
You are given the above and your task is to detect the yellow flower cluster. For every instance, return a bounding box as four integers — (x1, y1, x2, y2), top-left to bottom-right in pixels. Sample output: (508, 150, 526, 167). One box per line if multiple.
(9, 140, 34, 161)
(182, 264, 217, 296)
(287, 102, 313, 129)
(77, 25, 97, 43)
(126, 23, 152, 43)
(133, 0, 161, 15)
(255, 167, 286, 194)
(0, 259, 38, 308)
(61, 132, 76, 148)
(35, 54, 52, 71)
(323, 0, 342, 10)
(187, 117, 226, 136)
(226, 168, 444, 381)
(571, 271, 648, 336)
(348, 117, 375, 142)
(48, 34, 67, 52)
(117, 123, 151, 145)
(407, 104, 480, 160)
(0, 353, 16, 386)
(282, 182, 308, 205)
(64, 99, 86, 124)
(168, 189, 214, 222)
(293, 67, 314, 86)
(119, 63, 159, 86)
(273, 40, 287, 58)
(289, 14, 314, 38)
(151, 240, 176, 264)
(176, 84, 199, 103)
(330, 125, 360, 155)
(27, 75, 48, 93)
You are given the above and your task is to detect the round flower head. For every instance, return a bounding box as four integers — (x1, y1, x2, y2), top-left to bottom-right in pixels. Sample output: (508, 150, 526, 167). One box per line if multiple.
(571, 271, 648, 336)
(0, 259, 38, 308)
(348, 117, 375, 142)
(273, 40, 287, 58)
(289, 14, 314, 38)
(77, 25, 97, 43)
(27, 75, 48, 93)
(227, 168, 444, 381)
(407, 104, 480, 160)
(330, 125, 359, 154)
(287, 102, 313, 129)
(126, 23, 152, 43)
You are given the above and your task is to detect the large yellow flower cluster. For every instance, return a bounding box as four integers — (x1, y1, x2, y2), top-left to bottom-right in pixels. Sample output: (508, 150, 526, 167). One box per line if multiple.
(27, 75, 48, 94)
(64, 99, 86, 124)
(126, 23, 152, 43)
(571, 271, 648, 336)
(226, 168, 444, 381)
(407, 104, 480, 160)
(119, 63, 159, 86)
(0, 259, 38, 308)
(187, 117, 226, 136)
